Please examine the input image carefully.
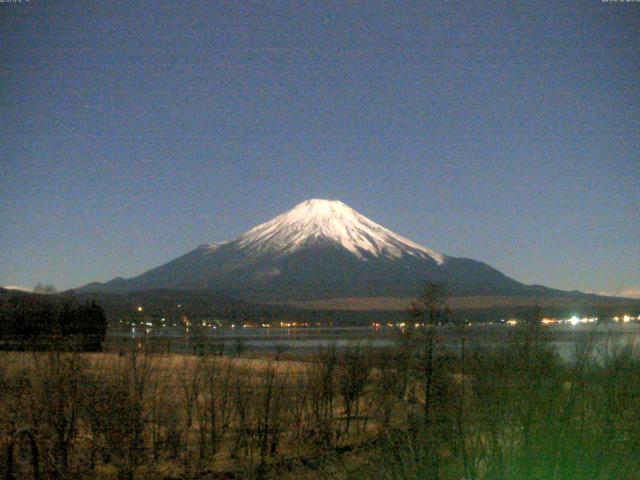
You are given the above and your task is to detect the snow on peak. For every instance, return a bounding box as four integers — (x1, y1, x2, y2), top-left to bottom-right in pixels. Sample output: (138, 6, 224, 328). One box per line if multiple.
(234, 199, 445, 264)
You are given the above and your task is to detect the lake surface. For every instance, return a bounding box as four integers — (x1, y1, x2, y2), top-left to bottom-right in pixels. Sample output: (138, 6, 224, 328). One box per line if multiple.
(106, 323, 640, 361)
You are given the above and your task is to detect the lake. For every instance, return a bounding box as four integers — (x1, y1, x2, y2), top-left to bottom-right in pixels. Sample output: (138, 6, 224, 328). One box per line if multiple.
(106, 322, 640, 361)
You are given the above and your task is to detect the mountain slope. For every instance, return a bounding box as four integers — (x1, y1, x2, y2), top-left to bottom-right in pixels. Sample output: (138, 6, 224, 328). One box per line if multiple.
(78, 199, 567, 300)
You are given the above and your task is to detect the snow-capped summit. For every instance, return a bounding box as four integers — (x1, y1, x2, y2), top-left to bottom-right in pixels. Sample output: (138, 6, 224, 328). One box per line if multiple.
(234, 199, 445, 264)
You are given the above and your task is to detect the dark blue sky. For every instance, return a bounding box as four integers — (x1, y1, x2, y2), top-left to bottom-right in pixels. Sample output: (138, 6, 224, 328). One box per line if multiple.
(1, 1, 638, 295)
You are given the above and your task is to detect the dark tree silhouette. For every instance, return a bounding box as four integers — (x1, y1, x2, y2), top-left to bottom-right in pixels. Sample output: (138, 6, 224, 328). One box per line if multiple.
(0, 295, 107, 351)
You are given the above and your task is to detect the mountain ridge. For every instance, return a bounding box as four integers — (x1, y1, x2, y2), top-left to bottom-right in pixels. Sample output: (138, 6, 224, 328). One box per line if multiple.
(76, 199, 589, 301)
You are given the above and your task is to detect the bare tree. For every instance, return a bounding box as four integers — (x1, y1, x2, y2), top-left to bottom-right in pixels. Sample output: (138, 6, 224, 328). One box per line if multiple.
(337, 348, 370, 434)
(84, 349, 156, 480)
(32, 351, 86, 479)
(409, 282, 450, 426)
(178, 357, 201, 429)
(305, 345, 339, 449)
(33, 283, 57, 295)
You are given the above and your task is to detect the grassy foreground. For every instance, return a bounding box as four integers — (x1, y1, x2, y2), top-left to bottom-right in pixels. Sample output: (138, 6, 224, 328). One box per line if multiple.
(1, 323, 640, 480)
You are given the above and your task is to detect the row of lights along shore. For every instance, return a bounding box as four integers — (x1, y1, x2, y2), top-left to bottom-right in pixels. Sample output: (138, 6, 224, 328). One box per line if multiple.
(126, 304, 639, 333)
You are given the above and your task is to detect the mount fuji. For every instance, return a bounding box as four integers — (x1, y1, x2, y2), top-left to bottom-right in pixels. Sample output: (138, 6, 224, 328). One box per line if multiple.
(78, 199, 570, 301)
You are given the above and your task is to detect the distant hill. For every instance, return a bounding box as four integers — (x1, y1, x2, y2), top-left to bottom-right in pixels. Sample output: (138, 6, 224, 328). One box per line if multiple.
(72, 288, 293, 324)
(271, 294, 640, 312)
(4, 286, 635, 328)
(72, 288, 639, 326)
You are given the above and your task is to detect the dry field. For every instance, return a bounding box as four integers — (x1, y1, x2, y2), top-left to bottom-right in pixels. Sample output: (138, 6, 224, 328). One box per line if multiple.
(0, 348, 391, 479)
(2, 326, 640, 480)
